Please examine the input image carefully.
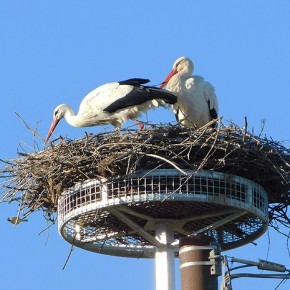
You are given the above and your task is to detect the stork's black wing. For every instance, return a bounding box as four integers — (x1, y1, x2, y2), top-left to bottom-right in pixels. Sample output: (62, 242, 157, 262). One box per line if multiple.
(207, 100, 218, 128)
(118, 78, 150, 86)
(207, 100, 218, 119)
(104, 85, 177, 113)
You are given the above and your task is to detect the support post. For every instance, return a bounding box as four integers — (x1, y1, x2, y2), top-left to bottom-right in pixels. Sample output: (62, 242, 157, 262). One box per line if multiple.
(179, 236, 220, 290)
(155, 222, 176, 290)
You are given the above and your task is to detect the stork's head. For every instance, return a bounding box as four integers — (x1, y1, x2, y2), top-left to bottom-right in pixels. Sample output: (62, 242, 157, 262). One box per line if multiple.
(160, 56, 194, 88)
(45, 104, 68, 143)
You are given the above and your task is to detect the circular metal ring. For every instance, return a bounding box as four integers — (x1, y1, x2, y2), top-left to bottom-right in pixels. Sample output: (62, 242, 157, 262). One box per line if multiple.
(58, 169, 268, 258)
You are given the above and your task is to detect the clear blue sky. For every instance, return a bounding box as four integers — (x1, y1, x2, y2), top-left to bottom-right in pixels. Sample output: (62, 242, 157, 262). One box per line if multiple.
(1, 1, 290, 289)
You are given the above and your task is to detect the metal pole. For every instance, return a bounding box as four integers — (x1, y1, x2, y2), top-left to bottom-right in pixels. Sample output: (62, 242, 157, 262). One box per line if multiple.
(155, 221, 176, 290)
(179, 236, 219, 290)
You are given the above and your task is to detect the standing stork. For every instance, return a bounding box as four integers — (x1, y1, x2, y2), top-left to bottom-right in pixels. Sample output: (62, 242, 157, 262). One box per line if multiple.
(160, 57, 218, 128)
(45, 78, 177, 142)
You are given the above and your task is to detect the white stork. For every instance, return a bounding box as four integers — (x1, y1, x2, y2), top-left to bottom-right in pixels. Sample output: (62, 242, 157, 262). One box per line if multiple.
(45, 78, 177, 142)
(160, 57, 218, 128)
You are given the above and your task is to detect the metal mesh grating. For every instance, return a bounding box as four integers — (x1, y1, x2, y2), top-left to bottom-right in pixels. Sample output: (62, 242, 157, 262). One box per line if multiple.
(58, 169, 268, 257)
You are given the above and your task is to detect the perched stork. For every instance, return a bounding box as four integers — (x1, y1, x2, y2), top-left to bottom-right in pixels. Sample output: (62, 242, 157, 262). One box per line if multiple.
(160, 57, 218, 128)
(45, 78, 177, 142)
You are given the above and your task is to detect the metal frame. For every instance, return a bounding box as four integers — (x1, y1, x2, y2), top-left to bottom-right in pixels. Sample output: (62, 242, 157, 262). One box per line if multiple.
(58, 169, 268, 255)
(58, 169, 269, 290)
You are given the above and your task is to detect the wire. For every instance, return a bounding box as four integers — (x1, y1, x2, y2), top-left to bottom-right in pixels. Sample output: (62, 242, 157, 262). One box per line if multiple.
(222, 254, 290, 289)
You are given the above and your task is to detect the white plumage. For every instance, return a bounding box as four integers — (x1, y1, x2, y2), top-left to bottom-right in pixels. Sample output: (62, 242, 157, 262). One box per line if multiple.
(160, 57, 218, 128)
(45, 78, 177, 142)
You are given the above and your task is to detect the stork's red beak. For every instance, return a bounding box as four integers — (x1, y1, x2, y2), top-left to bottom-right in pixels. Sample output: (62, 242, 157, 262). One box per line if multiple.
(45, 118, 60, 143)
(160, 69, 177, 88)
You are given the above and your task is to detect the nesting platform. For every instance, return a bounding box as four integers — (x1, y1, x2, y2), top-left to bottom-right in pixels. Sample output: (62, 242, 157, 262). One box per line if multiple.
(58, 169, 268, 257)
(1, 123, 290, 254)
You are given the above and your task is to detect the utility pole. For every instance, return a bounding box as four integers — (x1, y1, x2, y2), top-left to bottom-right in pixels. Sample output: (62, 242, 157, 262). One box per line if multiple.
(179, 236, 221, 290)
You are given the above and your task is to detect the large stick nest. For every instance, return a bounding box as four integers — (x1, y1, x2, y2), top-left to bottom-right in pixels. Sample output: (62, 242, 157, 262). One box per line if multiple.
(1, 122, 290, 230)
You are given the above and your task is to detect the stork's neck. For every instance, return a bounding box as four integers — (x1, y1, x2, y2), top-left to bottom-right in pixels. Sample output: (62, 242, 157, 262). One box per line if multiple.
(63, 106, 83, 127)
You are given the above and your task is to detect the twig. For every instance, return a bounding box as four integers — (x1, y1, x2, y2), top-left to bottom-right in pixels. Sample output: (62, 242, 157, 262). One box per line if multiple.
(15, 112, 44, 140)
(138, 152, 188, 175)
(62, 238, 75, 270)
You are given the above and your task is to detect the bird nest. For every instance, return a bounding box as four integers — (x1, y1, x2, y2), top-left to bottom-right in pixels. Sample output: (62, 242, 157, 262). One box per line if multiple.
(1, 121, 290, 232)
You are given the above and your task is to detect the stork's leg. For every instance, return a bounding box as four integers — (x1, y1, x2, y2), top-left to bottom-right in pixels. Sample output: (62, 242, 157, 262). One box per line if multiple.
(111, 123, 121, 136)
(132, 119, 145, 130)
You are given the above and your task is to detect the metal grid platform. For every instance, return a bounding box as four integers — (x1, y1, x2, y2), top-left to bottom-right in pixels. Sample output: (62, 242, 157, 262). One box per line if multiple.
(58, 169, 269, 258)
